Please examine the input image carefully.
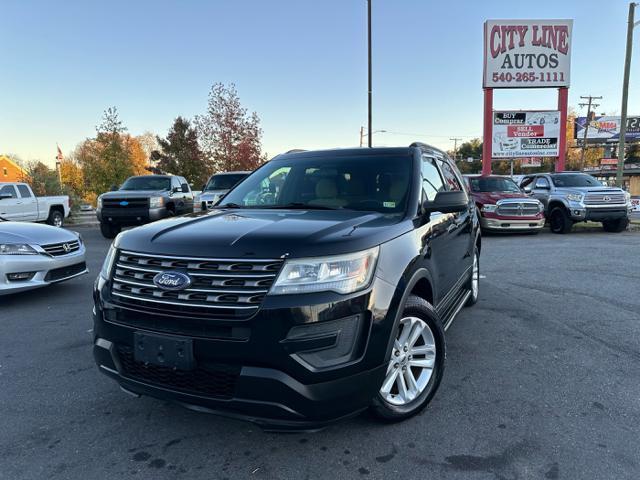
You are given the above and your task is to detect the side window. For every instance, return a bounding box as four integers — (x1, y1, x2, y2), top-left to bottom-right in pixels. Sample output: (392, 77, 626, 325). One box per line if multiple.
(171, 177, 181, 191)
(17, 185, 32, 198)
(0, 185, 17, 198)
(242, 167, 291, 206)
(534, 177, 550, 189)
(420, 156, 445, 202)
(437, 160, 463, 191)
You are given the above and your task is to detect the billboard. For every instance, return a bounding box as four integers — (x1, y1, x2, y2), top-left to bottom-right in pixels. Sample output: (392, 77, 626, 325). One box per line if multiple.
(492, 111, 560, 158)
(575, 116, 640, 141)
(483, 19, 573, 88)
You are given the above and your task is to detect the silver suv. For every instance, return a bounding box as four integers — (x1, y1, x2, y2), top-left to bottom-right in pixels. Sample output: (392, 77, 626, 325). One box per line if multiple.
(521, 173, 632, 234)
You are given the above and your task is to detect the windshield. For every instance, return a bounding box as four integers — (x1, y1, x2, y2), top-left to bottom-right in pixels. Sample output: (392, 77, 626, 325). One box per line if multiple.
(468, 177, 521, 193)
(551, 174, 602, 187)
(205, 174, 248, 191)
(120, 176, 171, 191)
(221, 154, 413, 214)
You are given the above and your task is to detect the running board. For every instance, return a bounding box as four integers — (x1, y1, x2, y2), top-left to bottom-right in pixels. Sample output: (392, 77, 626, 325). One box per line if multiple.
(443, 289, 471, 331)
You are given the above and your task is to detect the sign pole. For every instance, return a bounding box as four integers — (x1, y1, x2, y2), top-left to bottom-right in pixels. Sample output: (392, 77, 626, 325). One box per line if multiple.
(482, 88, 493, 176)
(556, 87, 569, 172)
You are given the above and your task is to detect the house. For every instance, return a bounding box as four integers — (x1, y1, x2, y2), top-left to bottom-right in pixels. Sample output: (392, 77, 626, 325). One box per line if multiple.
(0, 155, 28, 182)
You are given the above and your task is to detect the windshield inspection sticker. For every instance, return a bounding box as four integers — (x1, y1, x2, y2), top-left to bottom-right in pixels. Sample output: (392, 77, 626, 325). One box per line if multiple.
(383, 201, 396, 208)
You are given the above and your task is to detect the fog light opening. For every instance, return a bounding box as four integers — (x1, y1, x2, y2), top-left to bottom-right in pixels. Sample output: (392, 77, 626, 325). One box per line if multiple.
(7, 272, 36, 282)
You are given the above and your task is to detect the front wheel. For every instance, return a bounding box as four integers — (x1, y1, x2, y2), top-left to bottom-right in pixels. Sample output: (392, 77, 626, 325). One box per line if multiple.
(370, 295, 445, 422)
(549, 207, 573, 234)
(465, 246, 479, 306)
(100, 222, 121, 239)
(602, 218, 628, 233)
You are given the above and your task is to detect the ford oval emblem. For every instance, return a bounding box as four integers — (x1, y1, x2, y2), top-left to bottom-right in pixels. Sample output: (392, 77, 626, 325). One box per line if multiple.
(119, 200, 129, 206)
(153, 271, 192, 291)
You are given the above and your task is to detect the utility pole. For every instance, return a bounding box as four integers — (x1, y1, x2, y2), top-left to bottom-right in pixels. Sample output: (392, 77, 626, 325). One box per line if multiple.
(367, 0, 372, 147)
(359, 126, 365, 147)
(617, 2, 638, 187)
(578, 95, 602, 171)
(449, 138, 462, 161)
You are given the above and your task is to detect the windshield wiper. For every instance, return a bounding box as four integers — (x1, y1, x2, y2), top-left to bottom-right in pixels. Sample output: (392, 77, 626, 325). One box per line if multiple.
(256, 203, 342, 210)
(216, 202, 245, 209)
(0, 215, 7, 222)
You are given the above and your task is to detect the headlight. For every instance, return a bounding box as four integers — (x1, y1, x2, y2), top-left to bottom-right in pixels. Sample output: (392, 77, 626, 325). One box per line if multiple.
(270, 247, 379, 295)
(100, 244, 117, 280)
(97, 197, 103, 209)
(567, 193, 583, 202)
(624, 191, 631, 203)
(150, 196, 164, 208)
(0, 244, 38, 255)
(480, 204, 497, 213)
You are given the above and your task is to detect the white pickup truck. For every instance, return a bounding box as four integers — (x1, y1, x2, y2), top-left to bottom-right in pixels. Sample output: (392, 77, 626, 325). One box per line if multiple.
(0, 182, 70, 227)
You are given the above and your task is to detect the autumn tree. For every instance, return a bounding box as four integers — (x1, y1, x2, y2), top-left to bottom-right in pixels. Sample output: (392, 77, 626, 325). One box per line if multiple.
(196, 83, 266, 173)
(59, 157, 85, 197)
(25, 161, 62, 196)
(151, 116, 209, 186)
(126, 135, 151, 175)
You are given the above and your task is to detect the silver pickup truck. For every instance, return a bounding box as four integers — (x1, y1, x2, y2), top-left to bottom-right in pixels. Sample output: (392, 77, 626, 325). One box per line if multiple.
(0, 182, 70, 227)
(520, 172, 632, 234)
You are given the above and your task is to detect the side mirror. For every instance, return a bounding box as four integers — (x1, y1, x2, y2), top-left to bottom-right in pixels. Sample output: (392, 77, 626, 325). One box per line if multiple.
(523, 186, 532, 194)
(201, 184, 206, 192)
(0, 193, 12, 200)
(172, 187, 181, 194)
(422, 191, 469, 214)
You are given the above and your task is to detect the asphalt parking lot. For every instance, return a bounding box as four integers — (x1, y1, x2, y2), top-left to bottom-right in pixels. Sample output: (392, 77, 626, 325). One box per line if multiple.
(2, 226, 639, 480)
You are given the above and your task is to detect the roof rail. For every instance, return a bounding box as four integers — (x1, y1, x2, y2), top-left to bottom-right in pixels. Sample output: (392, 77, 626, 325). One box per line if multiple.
(285, 149, 307, 154)
(409, 142, 448, 158)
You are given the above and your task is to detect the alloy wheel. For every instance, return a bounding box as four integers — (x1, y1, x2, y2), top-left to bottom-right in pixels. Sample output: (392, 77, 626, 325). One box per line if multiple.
(380, 316, 436, 406)
(471, 253, 479, 300)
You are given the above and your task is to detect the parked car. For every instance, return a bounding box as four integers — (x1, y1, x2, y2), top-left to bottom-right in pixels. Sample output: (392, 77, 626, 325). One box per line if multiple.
(0, 217, 87, 295)
(464, 175, 544, 233)
(198, 171, 251, 211)
(0, 182, 70, 227)
(93, 143, 481, 430)
(520, 172, 632, 233)
(96, 175, 194, 239)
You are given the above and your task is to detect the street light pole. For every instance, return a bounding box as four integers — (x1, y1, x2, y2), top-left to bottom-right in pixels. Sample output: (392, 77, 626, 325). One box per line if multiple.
(617, 2, 638, 187)
(367, 0, 372, 148)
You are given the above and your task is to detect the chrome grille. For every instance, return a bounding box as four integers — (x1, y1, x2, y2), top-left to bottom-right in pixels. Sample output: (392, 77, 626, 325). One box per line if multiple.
(42, 240, 81, 256)
(583, 192, 626, 205)
(110, 250, 282, 316)
(496, 201, 540, 217)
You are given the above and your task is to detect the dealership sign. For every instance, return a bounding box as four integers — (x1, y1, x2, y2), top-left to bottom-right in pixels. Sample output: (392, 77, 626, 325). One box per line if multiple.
(575, 116, 640, 141)
(484, 19, 573, 88)
(520, 158, 542, 167)
(492, 111, 560, 158)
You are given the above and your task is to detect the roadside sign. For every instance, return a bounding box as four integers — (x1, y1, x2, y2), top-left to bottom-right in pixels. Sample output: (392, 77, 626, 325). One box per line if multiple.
(492, 111, 560, 158)
(483, 19, 573, 88)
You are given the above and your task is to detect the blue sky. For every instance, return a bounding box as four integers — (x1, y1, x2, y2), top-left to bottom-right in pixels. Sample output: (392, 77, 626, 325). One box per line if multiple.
(1, 0, 637, 166)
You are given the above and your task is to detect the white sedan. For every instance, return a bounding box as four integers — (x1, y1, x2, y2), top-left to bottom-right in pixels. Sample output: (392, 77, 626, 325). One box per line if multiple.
(0, 218, 87, 295)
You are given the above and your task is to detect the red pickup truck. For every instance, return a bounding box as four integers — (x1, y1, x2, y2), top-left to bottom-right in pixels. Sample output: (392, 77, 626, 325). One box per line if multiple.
(464, 175, 545, 233)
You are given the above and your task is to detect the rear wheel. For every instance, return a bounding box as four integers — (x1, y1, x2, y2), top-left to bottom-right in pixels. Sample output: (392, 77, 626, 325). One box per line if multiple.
(602, 217, 628, 233)
(47, 209, 64, 227)
(370, 295, 445, 422)
(100, 222, 121, 239)
(549, 207, 572, 234)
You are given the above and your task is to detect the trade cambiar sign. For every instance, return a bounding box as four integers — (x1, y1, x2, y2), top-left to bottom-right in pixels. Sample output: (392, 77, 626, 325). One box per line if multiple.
(492, 111, 560, 158)
(484, 19, 573, 88)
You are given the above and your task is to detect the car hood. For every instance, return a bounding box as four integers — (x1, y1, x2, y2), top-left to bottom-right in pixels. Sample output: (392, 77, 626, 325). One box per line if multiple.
(116, 209, 410, 258)
(100, 190, 167, 198)
(471, 191, 531, 205)
(0, 221, 78, 245)
(199, 189, 228, 199)
(554, 186, 624, 194)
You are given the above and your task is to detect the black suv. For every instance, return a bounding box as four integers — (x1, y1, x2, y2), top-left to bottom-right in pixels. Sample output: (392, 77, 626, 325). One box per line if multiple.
(93, 144, 481, 429)
(97, 175, 195, 238)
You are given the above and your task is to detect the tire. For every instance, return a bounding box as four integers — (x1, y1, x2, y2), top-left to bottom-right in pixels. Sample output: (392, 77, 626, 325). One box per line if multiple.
(47, 209, 64, 227)
(370, 295, 445, 422)
(100, 222, 121, 239)
(602, 217, 629, 233)
(549, 207, 573, 234)
(465, 246, 480, 306)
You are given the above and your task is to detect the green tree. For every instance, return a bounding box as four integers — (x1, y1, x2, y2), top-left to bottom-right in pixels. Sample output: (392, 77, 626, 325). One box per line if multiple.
(25, 161, 62, 196)
(151, 117, 210, 187)
(453, 138, 483, 174)
(196, 83, 266, 173)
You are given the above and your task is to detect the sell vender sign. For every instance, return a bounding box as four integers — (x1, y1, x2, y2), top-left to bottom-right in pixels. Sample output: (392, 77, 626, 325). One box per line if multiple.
(483, 19, 573, 88)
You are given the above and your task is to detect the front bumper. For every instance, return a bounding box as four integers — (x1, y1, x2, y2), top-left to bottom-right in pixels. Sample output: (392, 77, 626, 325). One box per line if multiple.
(93, 276, 398, 430)
(0, 248, 87, 295)
(97, 207, 167, 226)
(480, 216, 545, 231)
(568, 204, 632, 222)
